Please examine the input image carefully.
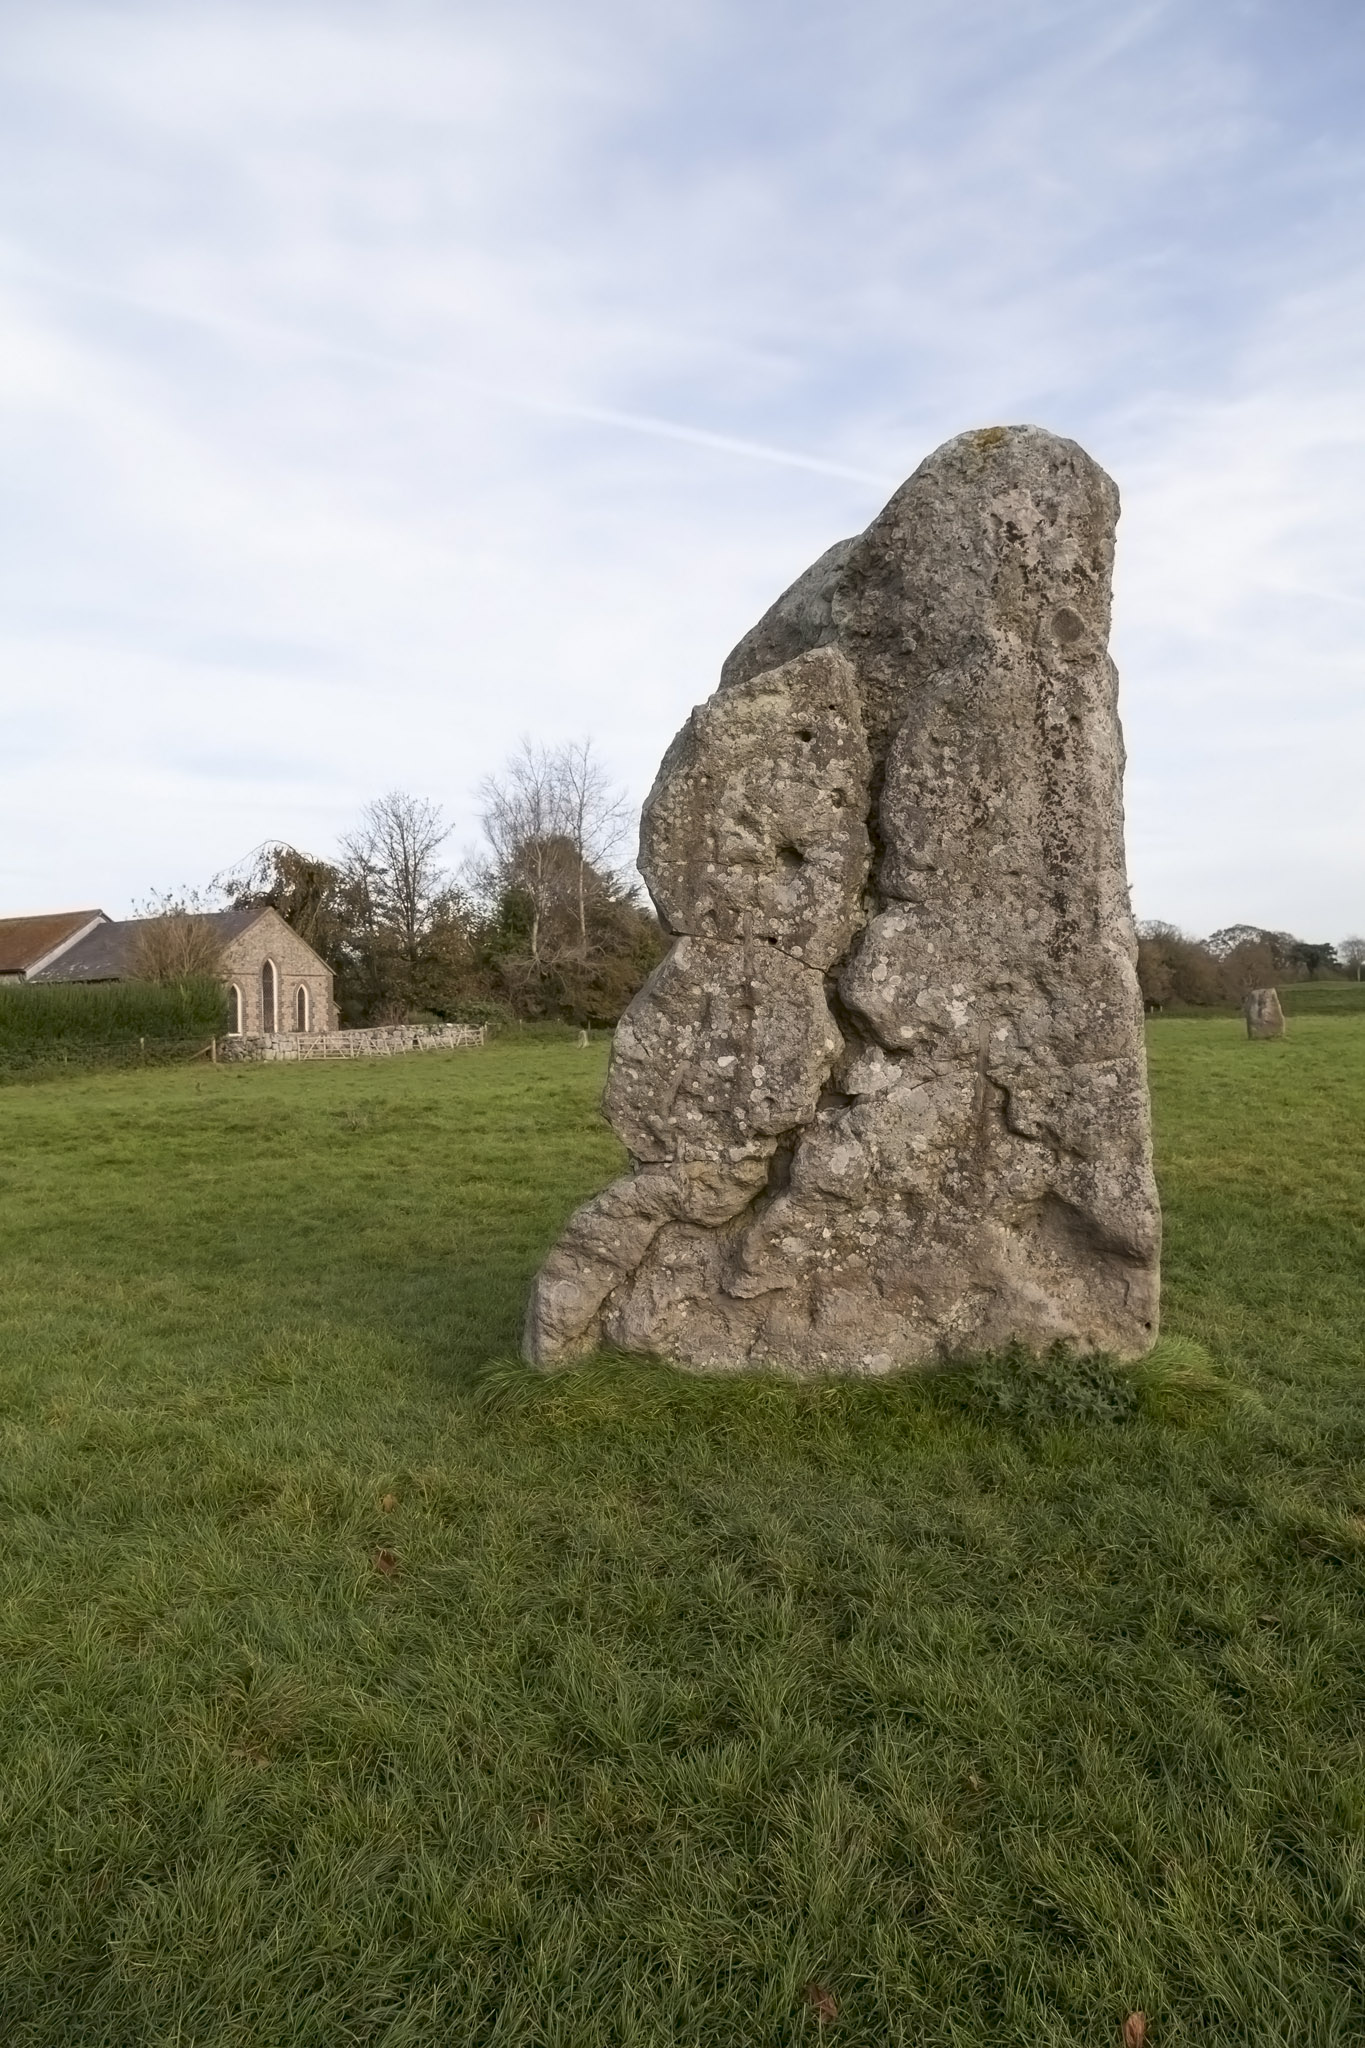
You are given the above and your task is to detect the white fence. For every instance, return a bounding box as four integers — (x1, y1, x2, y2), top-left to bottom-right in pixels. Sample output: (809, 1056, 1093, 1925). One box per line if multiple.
(216, 1022, 486, 1063)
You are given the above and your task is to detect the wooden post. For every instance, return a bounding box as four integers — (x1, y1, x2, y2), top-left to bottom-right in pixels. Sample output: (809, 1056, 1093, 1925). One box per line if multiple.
(211, 1036, 218, 1064)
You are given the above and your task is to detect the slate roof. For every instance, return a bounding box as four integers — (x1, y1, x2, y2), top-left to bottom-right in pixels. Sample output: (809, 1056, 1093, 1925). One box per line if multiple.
(34, 907, 267, 983)
(0, 910, 107, 977)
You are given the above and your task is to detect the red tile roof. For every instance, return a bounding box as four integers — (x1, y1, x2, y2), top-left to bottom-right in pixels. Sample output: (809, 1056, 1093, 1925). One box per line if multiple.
(0, 911, 107, 976)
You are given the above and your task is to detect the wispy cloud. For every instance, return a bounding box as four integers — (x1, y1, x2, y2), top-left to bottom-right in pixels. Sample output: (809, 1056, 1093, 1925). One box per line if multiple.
(0, 0, 1361, 933)
(3, 254, 893, 484)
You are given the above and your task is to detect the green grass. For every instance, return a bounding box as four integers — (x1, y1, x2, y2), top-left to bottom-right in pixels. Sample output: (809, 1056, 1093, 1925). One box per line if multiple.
(0, 1022, 1363, 2045)
(1279, 981, 1365, 1016)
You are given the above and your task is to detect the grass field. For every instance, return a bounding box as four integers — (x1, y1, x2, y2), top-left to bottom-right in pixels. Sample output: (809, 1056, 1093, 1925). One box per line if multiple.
(0, 1020, 1362, 2046)
(1275, 982, 1365, 1017)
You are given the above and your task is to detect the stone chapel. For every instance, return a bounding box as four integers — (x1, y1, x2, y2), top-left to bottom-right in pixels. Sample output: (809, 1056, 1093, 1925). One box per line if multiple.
(0, 905, 336, 1036)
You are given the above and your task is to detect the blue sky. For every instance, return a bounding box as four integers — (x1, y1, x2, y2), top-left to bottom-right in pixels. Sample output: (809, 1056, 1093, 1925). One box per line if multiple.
(1, 0, 1361, 937)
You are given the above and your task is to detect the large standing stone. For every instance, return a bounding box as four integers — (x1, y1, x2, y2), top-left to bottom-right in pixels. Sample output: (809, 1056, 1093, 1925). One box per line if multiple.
(1243, 988, 1285, 1039)
(524, 425, 1161, 1371)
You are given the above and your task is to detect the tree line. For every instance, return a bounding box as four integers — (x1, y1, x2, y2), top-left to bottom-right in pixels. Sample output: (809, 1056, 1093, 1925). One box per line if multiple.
(212, 739, 667, 1029)
(1137, 923, 1365, 1010)
(132, 741, 1365, 1029)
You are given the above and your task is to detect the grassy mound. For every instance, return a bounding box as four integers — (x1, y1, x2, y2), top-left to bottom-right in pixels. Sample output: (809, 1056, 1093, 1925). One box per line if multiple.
(0, 1020, 1362, 2044)
(1279, 980, 1365, 1016)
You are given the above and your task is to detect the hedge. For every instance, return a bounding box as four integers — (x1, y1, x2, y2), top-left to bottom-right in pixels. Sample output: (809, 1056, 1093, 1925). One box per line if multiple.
(0, 978, 231, 1081)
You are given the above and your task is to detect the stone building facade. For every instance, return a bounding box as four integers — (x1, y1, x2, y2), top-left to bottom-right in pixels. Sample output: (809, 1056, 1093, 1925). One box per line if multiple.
(217, 908, 337, 1036)
(29, 904, 337, 1036)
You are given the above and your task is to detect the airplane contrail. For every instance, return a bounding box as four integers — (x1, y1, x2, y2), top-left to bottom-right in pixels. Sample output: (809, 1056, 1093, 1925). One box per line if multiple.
(3, 252, 894, 488)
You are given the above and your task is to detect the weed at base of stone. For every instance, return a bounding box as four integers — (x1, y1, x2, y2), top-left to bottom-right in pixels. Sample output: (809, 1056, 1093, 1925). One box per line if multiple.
(934, 1334, 1250, 1434)
(940, 1343, 1141, 1430)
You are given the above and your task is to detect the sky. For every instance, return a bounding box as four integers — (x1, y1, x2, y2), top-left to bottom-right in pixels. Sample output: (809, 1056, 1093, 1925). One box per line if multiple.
(1, 0, 1362, 939)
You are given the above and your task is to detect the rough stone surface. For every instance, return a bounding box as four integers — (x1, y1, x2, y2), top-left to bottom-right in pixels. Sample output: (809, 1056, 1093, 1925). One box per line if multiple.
(718, 539, 856, 696)
(1243, 987, 1285, 1040)
(641, 646, 872, 970)
(525, 424, 1162, 1372)
(603, 936, 846, 1166)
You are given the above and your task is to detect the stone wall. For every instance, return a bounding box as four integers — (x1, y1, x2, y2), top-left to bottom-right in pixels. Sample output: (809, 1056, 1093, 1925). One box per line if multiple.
(217, 1022, 486, 1063)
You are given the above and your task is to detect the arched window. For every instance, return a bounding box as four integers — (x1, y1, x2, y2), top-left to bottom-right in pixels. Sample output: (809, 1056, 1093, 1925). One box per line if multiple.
(227, 984, 242, 1035)
(261, 959, 277, 1033)
(295, 983, 309, 1032)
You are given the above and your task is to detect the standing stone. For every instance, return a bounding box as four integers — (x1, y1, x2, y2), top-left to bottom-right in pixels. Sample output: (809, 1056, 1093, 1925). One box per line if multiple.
(525, 425, 1162, 1372)
(1243, 988, 1285, 1039)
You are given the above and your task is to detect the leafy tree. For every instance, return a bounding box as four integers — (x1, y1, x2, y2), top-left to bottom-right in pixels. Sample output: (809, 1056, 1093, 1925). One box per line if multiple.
(1216, 935, 1281, 999)
(1136, 922, 1222, 1008)
(217, 813, 466, 1024)
(214, 844, 351, 963)
(1137, 919, 1349, 1009)
(1206, 923, 1279, 960)
(474, 847, 664, 1027)
(1287, 939, 1339, 980)
(213, 758, 661, 1029)
(1208, 924, 1341, 990)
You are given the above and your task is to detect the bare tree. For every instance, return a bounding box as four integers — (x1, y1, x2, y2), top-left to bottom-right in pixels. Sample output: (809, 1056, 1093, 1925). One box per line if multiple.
(474, 737, 654, 1021)
(1341, 936, 1365, 982)
(478, 742, 567, 967)
(478, 738, 633, 967)
(131, 892, 225, 982)
(560, 739, 631, 957)
(341, 791, 450, 966)
(215, 805, 469, 1023)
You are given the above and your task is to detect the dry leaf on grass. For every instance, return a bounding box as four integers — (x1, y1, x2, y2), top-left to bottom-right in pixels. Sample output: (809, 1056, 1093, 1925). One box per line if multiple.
(805, 1983, 838, 2024)
(380, 1493, 398, 1512)
(373, 1548, 399, 1576)
(1122, 2014, 1147, 2047)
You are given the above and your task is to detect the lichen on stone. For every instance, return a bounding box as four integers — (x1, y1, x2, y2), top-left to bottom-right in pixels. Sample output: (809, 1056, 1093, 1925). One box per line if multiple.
(524, 425, 1161, 1374)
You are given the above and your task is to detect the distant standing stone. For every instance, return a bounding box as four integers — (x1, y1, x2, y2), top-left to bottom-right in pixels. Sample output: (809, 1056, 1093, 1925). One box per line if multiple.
(1244, 988, 1285, 1039)
(525, 424, 1162, 1373)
